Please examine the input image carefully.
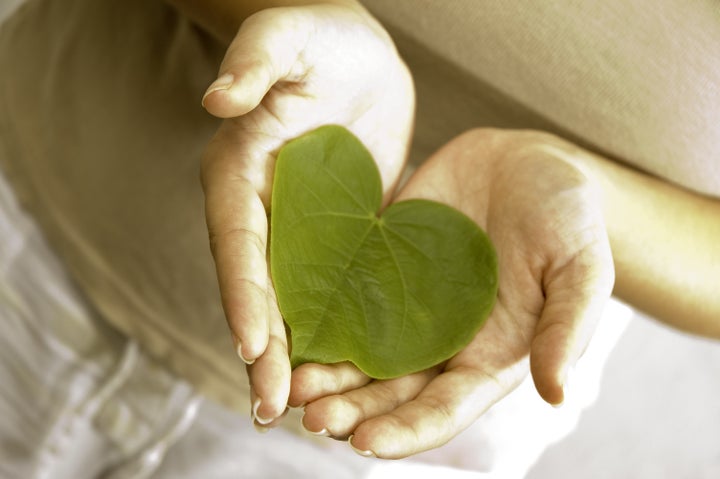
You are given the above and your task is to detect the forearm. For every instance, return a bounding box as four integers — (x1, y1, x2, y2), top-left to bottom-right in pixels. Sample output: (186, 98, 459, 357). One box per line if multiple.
(565, 144, 720, 338)
(163, 0, 362, 43)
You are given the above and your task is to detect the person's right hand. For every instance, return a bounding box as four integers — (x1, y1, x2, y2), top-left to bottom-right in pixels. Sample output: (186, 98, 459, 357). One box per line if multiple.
(199, 2, 414, 429)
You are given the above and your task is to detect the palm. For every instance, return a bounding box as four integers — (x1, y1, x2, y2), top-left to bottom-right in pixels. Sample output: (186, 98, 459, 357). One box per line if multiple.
(200, 4, 414, 425)
(292, 129, 614, 458)
(440, 129, 614, 400)
(205, 5, 414, 203)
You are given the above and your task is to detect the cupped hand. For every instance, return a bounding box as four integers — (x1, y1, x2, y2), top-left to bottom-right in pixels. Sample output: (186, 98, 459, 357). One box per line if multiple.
(290, 128, 615, 458)
(200, 3, 414, 427)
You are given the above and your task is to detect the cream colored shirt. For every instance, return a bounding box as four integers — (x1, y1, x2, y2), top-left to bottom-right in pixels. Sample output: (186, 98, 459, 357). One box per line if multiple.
(0, 0, 717, 412)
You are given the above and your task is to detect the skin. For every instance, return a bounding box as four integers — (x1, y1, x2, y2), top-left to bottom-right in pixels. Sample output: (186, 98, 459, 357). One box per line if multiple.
(167, 0, 720, 459)
(164, 0, 364, 44)
(191, 2, 414, 426)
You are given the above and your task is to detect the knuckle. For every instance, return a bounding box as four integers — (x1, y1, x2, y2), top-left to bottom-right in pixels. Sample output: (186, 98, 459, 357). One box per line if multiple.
(208, 226, 266, 263)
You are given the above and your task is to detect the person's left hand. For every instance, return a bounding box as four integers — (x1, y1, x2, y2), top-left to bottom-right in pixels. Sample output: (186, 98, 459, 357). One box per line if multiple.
(288, 128, 615, 458)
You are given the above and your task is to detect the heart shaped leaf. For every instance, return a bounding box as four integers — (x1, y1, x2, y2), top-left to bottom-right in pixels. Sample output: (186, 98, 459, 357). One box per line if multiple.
(270, 125, 498, 379)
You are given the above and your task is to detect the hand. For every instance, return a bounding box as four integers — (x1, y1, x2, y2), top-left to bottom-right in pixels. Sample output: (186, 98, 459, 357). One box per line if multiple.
(289, 128, 615, 458)
(199, 3, 414, 427)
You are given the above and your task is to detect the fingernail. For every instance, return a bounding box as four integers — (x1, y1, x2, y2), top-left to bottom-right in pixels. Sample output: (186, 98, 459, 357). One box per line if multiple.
(236, 340, 255, 365)
(308, 427, 331, 437)
(348, 435, 376, 458)
(202, 72, 234, 106)
(252, 398, 274, 425)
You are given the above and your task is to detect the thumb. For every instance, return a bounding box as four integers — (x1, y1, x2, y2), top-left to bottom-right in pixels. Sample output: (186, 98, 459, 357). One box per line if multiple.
(530, 243, 615, 406)
(201, 10, 311, 118)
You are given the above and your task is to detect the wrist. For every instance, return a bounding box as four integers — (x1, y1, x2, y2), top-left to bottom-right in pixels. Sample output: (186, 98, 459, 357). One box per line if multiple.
(528, 132, 720, 337)
(165, 0, 366, 44)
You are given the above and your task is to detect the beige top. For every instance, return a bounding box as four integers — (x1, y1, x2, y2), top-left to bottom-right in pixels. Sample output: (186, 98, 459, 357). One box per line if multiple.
(0, 0, 718, 412)
(362, 0, 720, 195)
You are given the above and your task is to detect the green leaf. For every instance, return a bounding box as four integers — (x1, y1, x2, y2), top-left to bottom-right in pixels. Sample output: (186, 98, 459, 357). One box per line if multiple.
(270, 125, 498, 379)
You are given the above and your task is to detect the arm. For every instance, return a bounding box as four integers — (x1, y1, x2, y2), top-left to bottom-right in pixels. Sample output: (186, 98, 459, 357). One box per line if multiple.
(163, 0, 365, 43)
(548, 138, 720, 338)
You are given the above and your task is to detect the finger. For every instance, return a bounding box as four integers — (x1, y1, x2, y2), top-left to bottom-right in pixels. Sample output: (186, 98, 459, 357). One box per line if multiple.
(301, 366, 441, 438)
(347, 360, 527, 459)
(202, 136, 270, 363)
(201, 10, 311, 118)
(289, 362, 371, 408)
(248, 278, 292, 426)
(530, 241, 615, 406)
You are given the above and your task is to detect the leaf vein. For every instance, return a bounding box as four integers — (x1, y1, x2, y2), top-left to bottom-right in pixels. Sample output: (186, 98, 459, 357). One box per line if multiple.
(324, 165, 372, 212)
(379, 225, 409, 357)
(292, 220, 376, 360)
(383, 224, 436, 264)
